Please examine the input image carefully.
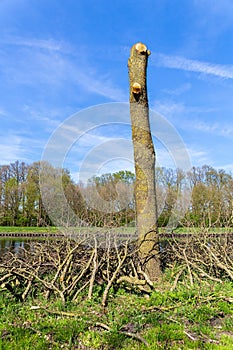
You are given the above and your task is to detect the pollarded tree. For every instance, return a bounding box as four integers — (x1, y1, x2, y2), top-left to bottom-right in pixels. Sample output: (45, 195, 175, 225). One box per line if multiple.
(128, 43, 161, 280)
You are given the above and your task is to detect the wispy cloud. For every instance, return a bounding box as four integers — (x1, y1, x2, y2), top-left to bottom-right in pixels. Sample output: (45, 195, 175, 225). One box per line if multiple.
(0, 36, 126, 101)
(0, 36, 65, 51)
(216, 163, 233, 172)
(1, 136, 24, 164)
(186, 147, 210, 167)
(0, 133, 44, 164)
(73, 70, 126, 101)
(153, 101, 185, 117)
(154, 53, 233, 80)
(184, 119, 233, 139)
(22, 105, 67, 130)
(152, 100, 217, 119)
(162, 83, 192, 96)
(67, 138, 134, 183)
(190, 120, 219, 134)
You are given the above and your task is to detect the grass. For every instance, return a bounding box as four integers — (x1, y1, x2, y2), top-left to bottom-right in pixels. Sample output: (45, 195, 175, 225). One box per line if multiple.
(0, 226, 58, 233)
(0, 226, 136, 234)
(0, 278, 232, 349)
(1, 225, 232, 234)
(1, 225, 233, 238)
(172, 227, 233, 234)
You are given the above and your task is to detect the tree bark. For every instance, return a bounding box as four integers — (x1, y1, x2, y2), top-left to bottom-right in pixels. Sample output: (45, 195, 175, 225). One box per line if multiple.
(128, 43, 161, 280)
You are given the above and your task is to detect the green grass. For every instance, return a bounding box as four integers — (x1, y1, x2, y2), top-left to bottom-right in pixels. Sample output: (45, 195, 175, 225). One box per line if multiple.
(0, 279, 232, 349)
(1, 225, 232, 235)
(0, 226, 136, 234)
(173, 226, 233, 234)
(0, 226, 58, 233)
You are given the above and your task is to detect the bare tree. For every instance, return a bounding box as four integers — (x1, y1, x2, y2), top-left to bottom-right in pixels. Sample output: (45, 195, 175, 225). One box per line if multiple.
(128, 43, 161, 280)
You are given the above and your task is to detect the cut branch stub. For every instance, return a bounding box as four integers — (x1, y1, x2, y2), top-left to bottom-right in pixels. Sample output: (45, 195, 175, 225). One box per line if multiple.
(135, 43, 150, 55)
(132, 82, 142, 95)
(128, 42, 151, 106)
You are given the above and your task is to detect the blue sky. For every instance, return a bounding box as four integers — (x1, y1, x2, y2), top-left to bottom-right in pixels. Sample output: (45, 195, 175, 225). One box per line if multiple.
(1, 0, 233, 181)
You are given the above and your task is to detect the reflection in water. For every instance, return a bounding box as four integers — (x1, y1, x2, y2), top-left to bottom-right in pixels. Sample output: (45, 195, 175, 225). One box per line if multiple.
(0, 239, 33, 256)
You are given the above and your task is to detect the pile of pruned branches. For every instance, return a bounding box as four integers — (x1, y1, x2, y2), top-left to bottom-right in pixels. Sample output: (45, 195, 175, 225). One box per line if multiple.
(1, 231, 232, 305)
(0, 233, 154, 306)
(161, 232, 233, 289)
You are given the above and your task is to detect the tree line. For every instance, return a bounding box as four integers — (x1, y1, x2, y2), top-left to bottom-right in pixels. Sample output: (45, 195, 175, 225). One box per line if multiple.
(0, 160, 233, 227)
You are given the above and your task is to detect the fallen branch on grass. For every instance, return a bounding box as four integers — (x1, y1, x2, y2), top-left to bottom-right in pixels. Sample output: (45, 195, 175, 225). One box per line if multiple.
(95, 322, 149, 347)
(30, 307, 149, 347)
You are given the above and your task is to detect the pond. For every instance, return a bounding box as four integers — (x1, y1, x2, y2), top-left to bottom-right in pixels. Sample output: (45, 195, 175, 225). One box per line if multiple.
(0, 238, 41, 256)
(0, 235, 164, 256)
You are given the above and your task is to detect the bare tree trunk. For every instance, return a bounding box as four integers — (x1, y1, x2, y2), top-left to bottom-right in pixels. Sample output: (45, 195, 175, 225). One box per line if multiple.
(128, 43, 161, 280)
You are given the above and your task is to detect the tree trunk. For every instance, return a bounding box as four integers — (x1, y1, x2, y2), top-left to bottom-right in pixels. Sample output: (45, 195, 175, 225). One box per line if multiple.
(128, 43, 161, 280)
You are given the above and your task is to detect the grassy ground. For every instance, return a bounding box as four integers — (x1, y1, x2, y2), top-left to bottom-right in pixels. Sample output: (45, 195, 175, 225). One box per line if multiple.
(1, 225, 232, 235)
(0, 278, 232, 349)
(1, 225, 232, 232)
(0, 226, 58, 233)
(0, 226, 135, 235)
(172, 227, 233, 234)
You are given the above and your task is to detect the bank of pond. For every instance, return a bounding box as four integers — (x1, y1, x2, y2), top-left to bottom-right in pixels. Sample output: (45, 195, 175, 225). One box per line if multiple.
(1, 229, 233, 257)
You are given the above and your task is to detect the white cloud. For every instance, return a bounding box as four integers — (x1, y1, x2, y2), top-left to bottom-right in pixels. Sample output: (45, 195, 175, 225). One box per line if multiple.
(183, 119, 233, 139)
(152, 100, 233, 141)
(153, 101, 185, 117)
(22, 105, 67, 130)
(187, 147, 210, 165)
(191, 120, 219, 134)
(154, 53, 233, 80)
(0, 131, 47, 164)
(0, 36, 126, 101)
(73, 70, 126, 101)
(0, 136, 24, 164)
(162, 83, 192, 96)
(64, 137, 134, 183)
(1, 36, 65, 52)
(152, 100, 218, 122)
(216, 163, 233, 173)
